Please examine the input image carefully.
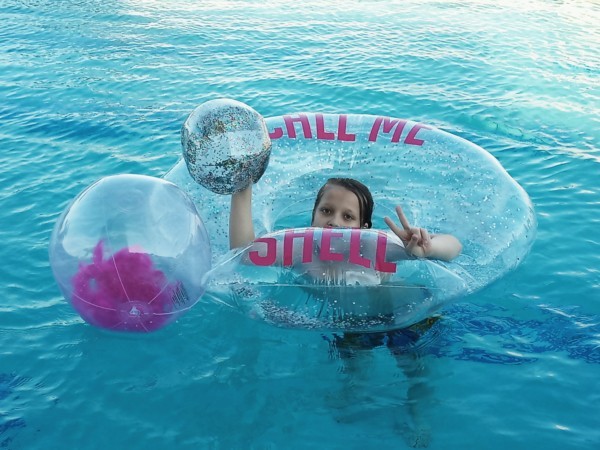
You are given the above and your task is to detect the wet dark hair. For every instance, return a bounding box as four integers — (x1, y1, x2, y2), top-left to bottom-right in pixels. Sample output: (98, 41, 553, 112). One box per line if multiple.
(311, 178, 374, 228)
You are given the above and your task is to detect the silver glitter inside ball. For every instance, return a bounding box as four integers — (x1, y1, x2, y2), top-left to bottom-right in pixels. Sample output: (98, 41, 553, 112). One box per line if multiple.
(181, 99, 272, 194)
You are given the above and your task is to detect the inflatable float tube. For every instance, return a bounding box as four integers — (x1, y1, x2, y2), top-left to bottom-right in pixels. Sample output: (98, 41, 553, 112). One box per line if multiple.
(165, 112, 536, 331)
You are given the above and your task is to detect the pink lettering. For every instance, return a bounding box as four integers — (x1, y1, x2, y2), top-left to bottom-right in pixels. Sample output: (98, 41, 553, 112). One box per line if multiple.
(283, 114, 312, 139)
(368, 117, 429, 146)
(249, 238, 277, 266)
(404, 124, 431, 146)
(283, 228, 314, 266)
(315, 114, 335, 140)
(337, 114, 356, 142)
(249, 229, 399, 274)
(348, 229, 370, 269)
(369, 117, 390, 141)
(391, 120, 408, 143)
(374, 233, 397, 273)
(271, 114, 430, 145)
(269, 127, 283, 140)
(369, 116, 407, 143)
(320, 229, 345, 262)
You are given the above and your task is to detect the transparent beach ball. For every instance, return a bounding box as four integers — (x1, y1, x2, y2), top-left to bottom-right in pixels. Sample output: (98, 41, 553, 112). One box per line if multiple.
(49, 174, 211, 332)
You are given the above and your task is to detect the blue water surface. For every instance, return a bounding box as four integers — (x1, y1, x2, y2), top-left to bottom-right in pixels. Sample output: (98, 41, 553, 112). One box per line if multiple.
(0, 0, 599, 449)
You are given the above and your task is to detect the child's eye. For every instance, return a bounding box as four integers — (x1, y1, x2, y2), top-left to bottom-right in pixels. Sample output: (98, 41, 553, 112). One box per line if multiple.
(344, 214, 355, 221)
(320, 207, 331, 215)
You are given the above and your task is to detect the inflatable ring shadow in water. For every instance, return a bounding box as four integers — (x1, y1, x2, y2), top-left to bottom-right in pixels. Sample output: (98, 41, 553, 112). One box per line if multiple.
(165, 112, 536, 332)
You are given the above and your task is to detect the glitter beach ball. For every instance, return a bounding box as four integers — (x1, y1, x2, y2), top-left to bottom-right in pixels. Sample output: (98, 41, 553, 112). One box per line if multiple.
(181, 99, 272, 194)
(49, 174, 211, 332)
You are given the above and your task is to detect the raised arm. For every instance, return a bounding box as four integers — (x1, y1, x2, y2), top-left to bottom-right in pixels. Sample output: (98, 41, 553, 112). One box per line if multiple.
(384, 205, 462, 262)
(229, 185, 256, 249)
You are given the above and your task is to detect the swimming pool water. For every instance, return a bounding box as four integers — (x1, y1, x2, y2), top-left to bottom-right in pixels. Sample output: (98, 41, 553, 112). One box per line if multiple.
(1, 0, 599, 448)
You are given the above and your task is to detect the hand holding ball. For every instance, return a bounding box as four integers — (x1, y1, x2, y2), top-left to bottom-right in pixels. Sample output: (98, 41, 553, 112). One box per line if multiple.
(181, 99, 272, 194)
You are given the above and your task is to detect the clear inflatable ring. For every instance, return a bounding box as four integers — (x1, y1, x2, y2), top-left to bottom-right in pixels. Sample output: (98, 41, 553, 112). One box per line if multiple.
(165, 112, 536, 332)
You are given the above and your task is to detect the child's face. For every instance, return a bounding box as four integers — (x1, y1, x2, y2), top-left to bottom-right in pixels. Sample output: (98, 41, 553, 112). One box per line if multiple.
(311, 185, 362, 228)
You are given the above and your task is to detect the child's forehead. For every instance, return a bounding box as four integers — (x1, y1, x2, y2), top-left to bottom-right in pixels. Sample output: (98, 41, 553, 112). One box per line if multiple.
(319, 186, 360, 206)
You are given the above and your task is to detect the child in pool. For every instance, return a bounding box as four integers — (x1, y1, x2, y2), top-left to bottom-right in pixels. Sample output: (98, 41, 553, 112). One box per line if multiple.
(230, 178, 462, 447)
(229, 176, 462, 341)
(229, 177, 462, 260)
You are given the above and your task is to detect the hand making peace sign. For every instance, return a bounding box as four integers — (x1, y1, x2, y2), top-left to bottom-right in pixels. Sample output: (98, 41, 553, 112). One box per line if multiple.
(384, 205, 434, 258)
